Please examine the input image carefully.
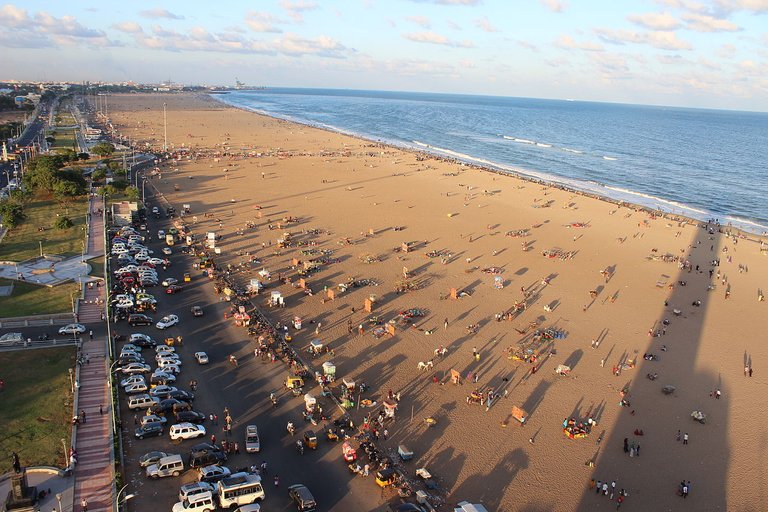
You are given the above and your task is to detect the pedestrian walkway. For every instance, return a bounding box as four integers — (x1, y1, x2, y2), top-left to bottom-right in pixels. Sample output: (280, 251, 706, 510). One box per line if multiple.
(72, 192, 113, 512)
(77, 194, 106, 325)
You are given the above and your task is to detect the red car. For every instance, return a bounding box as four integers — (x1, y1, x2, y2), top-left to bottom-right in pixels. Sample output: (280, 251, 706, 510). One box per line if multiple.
(165, 285, 183, 294)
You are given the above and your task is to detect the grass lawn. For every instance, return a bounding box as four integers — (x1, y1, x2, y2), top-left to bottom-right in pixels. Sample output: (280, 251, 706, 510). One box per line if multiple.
(0, 346, 76, 471)
(0, 195, 88, 262)
(0, 278, 79, 317)
(50, 129, 77, 150)
(88, 256, 105, 279)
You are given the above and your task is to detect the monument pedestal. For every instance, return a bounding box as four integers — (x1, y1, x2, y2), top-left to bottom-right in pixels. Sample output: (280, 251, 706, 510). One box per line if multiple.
(4, 469, 37, 511)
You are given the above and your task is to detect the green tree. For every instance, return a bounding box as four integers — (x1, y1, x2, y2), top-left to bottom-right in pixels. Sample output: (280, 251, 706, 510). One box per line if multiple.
(125, 186, 140, 202)
(92, 169, 107, 182)
(53, 216, 73, 229)
(91, 142, 115, 157)
(0, 200, 25, 229)
(23, 156, 62, 194)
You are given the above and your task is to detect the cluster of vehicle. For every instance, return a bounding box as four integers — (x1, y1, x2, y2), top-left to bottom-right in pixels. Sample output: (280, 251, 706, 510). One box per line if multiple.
(114, 204, 317, 512)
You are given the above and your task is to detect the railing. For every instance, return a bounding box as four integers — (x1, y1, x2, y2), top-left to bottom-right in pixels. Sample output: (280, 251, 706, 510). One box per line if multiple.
(0, 313, 75, 328)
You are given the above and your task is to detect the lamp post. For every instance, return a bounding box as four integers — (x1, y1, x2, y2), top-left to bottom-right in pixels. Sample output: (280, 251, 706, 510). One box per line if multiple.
(163, 102, 167, 152)
(61, 438, 67, 467)
(68, 368, 74, 393)
(116, 484, 136, 511)
(38, 240, 43, 257)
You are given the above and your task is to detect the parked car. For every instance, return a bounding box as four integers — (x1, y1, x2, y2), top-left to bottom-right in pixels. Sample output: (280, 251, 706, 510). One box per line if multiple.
(156, 314, 179, 330)
(194, 352, 209, 364)
(150, 385, 178, 399)
(125, 382, 149, 394)
(170, 423, 206, 441)
(178, 481, 214, 503)
(140, 414, 168, 427)
(120, 363, 151, 375)
(139, 450, 170, 468)
(188, 444, 227, 469)
(120, 375, 146, 388)
(162, 247, 173, 255)
(135, 424, 164, 439)
(58, 323, 86, 335)
(175, 411, 206, 424)
(191, 305, 204, 317)
(288, 484, 317, 512)
(168, 390, 195, 402)
(197, 465, 231, 483)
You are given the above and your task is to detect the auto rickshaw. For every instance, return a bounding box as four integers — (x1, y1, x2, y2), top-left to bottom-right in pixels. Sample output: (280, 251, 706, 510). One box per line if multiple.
(326, 428, 339, 442)
(165, 337, 175, 347)
(183, 272, 191, 282)
(375, 467, 397, 488)
(303, 430, 318, 450)
(285, 375, 304, 393)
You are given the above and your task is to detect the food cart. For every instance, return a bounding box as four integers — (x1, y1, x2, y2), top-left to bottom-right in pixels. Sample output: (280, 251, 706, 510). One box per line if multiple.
(342, 441, 357, 462)
(398, 445, 413, 461)
(310, 339, 323, 355)
(304, 393, 317, 413)
(269, 291, 284, 307)
(342, 378, 355, 392)
(322, 361, 336, 381)
(511, 406, 528, 425)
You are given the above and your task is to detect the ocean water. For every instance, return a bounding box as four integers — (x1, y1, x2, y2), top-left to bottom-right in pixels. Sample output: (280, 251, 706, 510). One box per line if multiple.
(216, 88, 768, 234)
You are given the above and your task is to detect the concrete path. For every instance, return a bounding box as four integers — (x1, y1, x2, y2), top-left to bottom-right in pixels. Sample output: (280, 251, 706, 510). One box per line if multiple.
(72, 193, 113, 512)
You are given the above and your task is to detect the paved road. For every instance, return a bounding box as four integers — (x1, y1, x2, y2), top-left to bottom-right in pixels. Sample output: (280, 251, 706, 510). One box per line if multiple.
(117, 200, 390, 511)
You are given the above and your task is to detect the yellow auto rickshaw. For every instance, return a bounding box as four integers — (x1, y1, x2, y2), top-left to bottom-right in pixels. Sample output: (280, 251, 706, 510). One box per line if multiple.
(303, 430, 318, 450)
(165, 337, 175, 347)
(375, 468, 397, 487)
(285, 375, 304, 390)
(184, 272, 191, 282)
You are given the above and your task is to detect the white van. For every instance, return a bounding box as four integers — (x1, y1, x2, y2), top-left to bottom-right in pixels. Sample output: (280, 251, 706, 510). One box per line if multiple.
(145, 454, 184, 479)
(128, 394, 159, 410)
(217, 473, 265, 508)
(172, 491, 215, 512)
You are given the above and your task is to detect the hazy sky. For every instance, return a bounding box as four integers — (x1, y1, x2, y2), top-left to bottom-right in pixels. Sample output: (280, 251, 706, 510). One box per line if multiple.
(1, 1, 767, 111)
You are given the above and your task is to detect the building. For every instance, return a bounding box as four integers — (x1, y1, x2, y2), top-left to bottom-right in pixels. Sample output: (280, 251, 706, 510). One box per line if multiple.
(111, 201, 138, 226)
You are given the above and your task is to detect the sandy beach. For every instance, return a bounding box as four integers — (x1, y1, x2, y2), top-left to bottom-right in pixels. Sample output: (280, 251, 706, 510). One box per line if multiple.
(107, 92, 767, 511)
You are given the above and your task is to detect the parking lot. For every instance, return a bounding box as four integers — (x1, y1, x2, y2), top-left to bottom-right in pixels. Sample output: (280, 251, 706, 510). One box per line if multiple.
(113, 205, 388, 511)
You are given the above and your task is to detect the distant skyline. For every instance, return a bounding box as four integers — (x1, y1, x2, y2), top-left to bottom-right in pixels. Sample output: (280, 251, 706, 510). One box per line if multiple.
(1, 0, 767, 111)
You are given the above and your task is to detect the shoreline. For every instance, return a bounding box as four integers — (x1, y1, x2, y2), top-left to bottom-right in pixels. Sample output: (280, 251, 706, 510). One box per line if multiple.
(207, 92, 768, 245)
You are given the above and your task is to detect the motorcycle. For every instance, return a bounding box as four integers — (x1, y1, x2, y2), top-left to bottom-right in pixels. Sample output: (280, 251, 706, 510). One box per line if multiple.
(296, 440, 304, 455)
(287, 422, 296, 436)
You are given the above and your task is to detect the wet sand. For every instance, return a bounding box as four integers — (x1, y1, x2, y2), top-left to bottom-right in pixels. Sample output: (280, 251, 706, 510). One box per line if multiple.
(108, 93, 768, 511)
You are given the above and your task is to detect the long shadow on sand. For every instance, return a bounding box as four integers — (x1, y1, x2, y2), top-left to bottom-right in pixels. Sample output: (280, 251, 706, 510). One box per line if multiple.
(576, 223, 728, 510)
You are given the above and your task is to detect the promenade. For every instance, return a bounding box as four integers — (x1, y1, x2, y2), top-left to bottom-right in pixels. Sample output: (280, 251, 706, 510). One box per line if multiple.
(72, 193, 113, 512)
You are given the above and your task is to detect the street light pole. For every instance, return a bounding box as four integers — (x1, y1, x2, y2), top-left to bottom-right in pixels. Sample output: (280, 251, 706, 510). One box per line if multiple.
(116, 483, 136, 511)
(163, 102, 167, 152)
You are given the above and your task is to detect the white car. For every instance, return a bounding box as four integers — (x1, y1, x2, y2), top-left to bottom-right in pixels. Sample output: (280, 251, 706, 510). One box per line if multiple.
(119, 349, 142, 359)
(135, 253, 150, 263)
(169, 423, 206, 441)
(112, 247, 129, 255)
(125, 382, 149, 394)
(197, 465, 231, 483)
(245, 425, 260, 453)
(151, 370, 177, 382)
(120, 375, 146, 388)
(121, 343, 143, 353)
(120, 363, 151, 374)
(59, 323, 86, 335)
(149, 385, 178, 398)
(130, 333, 156, 344)
(156, 315, 179, 330)
(148, 257, 166, 266)
(115, 265, 138, 274)
(162, 247, 173, 256)
(194, 352, 209, 365)
(157, 361, 181, 373)
(162, 278, 178, 287)
(157, 355, 182, 367)
(156, 345, 176, 355)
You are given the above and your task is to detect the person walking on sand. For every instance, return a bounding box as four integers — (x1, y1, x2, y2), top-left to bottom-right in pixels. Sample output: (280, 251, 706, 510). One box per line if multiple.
(683, 432, 689, 445)
(444, 318, 448, 329)
(81, 497, 88, 512)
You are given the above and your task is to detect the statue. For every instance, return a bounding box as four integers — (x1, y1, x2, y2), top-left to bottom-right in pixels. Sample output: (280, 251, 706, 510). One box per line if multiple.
(11, 452, 20, 473)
